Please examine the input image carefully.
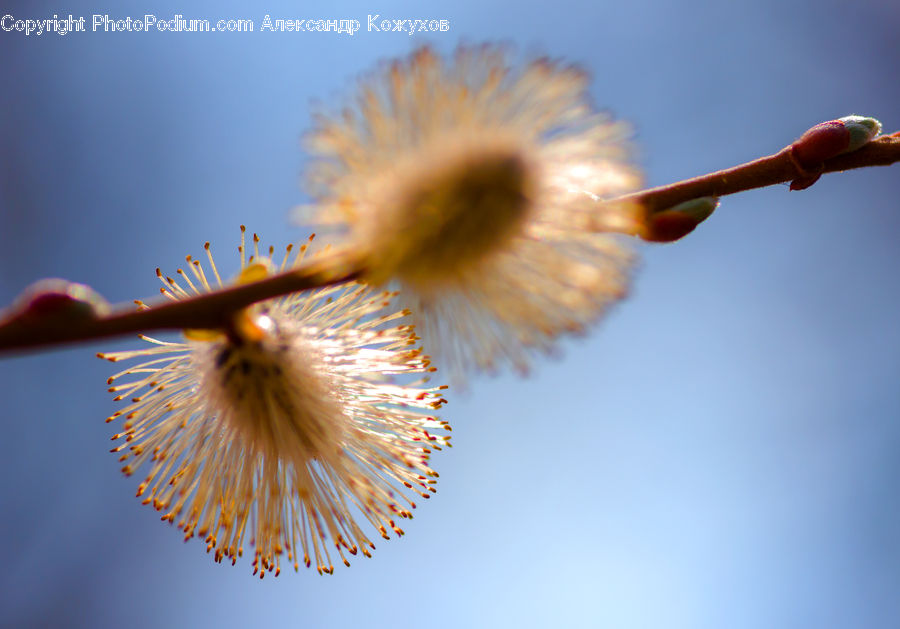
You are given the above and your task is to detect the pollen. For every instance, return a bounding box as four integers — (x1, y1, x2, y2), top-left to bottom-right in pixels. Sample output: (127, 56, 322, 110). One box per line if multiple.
(300, 45, 644, 379)
(100, 231, 451, 576)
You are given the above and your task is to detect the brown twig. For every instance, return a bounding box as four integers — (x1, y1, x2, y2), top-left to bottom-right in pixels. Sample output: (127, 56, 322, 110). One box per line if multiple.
(0, 130, 897, 357)
(618, 132, 900, 215)
(0, 252, 363, 355)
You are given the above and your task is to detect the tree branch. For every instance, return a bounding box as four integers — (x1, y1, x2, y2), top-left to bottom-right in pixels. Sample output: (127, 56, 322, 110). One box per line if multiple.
(0, 128, 897, 357)
(617, 131, 900, 215)
(0, 252, 363, 355)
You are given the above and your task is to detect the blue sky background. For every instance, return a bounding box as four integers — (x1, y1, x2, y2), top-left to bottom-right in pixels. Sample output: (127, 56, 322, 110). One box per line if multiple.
(1, 0, 899, 627)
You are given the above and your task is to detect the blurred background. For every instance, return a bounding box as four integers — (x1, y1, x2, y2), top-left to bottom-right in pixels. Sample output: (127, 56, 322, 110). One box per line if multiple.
(1, 0, 899, 627)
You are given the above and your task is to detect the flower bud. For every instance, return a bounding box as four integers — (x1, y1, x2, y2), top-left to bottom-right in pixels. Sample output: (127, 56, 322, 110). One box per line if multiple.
(644, 197, 719, 243)
(789, 115, 881, 190)
(11, 278, 109, 323)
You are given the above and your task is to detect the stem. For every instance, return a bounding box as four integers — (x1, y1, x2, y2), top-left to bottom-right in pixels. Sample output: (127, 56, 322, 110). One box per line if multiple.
(0, 131, 897, 357)
(616, 132, 900, 215)
(0, 252, 363, 355)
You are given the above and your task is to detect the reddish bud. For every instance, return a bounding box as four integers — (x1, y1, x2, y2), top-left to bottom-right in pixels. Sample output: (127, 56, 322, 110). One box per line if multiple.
(789, 116, 881, 190)
(644, 197, 719, 243)
(789, 174, 821, 191)
(791, 121, 850, 168)
(9, 279, 110, 324)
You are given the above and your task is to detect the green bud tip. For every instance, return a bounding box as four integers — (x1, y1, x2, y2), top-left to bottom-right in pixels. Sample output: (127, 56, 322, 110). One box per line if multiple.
(838, 115, 882, 153)
(665, 196, 719, 222)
